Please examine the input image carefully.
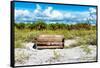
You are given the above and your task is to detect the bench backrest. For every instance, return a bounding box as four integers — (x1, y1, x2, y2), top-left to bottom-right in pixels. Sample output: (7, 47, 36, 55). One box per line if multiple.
(37, 35, 64, 42)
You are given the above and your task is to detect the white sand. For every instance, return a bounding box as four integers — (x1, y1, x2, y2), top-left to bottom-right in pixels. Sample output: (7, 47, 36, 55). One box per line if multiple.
(15, 40, 97, 66)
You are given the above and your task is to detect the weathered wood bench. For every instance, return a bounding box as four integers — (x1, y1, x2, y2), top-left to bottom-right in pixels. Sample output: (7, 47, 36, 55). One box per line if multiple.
(35, 35, 64, 49)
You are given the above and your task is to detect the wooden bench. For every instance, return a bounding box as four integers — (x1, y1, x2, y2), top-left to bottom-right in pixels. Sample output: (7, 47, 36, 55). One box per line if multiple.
(35, 35, 64, 49)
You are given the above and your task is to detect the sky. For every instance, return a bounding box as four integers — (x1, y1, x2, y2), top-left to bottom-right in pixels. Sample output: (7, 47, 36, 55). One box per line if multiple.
(14, 2, 97, 24)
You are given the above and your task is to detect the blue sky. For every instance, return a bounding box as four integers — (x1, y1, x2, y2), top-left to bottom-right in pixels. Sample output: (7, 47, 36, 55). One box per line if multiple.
(14, 2, 97, 24)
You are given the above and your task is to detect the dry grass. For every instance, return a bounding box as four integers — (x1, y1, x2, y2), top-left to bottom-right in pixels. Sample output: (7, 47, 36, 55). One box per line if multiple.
(15, 28, 96, 48)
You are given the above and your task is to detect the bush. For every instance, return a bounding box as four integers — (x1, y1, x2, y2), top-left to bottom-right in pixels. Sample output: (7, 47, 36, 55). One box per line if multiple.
(34, 20, 47, 30)
(78, 34, 96, 45)
(87, 34, 97, 45)
(15, 20, 95, 30)
(15, 23, 25, 29)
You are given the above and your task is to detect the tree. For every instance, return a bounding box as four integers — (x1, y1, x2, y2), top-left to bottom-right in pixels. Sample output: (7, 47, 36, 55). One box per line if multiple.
(15, 23, 25, 29)
(34, 20, 47, 30)
(48, 23, 56, 30)
(26, 23, 35, 30)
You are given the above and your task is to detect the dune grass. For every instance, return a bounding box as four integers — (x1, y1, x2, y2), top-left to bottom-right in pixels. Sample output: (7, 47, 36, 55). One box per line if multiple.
(15, 28, 96, 48)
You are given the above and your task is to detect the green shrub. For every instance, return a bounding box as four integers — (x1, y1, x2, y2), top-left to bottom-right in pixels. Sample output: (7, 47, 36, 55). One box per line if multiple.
(87, 34, 96, 45)
(78, 34, 96, 45)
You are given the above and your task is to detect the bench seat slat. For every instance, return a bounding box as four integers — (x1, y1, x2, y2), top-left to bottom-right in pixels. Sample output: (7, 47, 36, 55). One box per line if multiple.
(37, 42, 63, 46)
(37, 45, 64, 49)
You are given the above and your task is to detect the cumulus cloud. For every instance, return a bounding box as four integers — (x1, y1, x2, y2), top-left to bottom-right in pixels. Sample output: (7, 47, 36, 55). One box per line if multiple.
(33, 4, 64, 20)
(43, 7, 53, 17)
(33, 4, 42, 17)
(15, 4, 96, 24)
(89, 8, 96, 13)
(64, 13, 72, 18)
(88, 8, 96, 21)
(15, 9, 35, 22)
(36, 4, 41, 10)
(15, 9, 30, 17)
(50, 10, 64, 20)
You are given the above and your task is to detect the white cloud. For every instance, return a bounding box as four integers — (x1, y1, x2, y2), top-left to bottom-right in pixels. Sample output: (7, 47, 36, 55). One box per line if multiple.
(50, 10, 63, 19)
(43, 6, 64, 20)
(15, 9, 34, 22)
(33, 4, 41, 16)
(43, 7, 53, 17)
(15, 9, 30, 17)
(89, 8, 96, 13)
(33, 4, 64, 20)
(15, 9, 90, 22)
(88, 8, 96, 21)
(36, 4, 41, 10)
(15, 4, 96, 24)
(64, 13, 76, 18)
(33, 4, 44, 17)
(64, 13, 71, 18)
